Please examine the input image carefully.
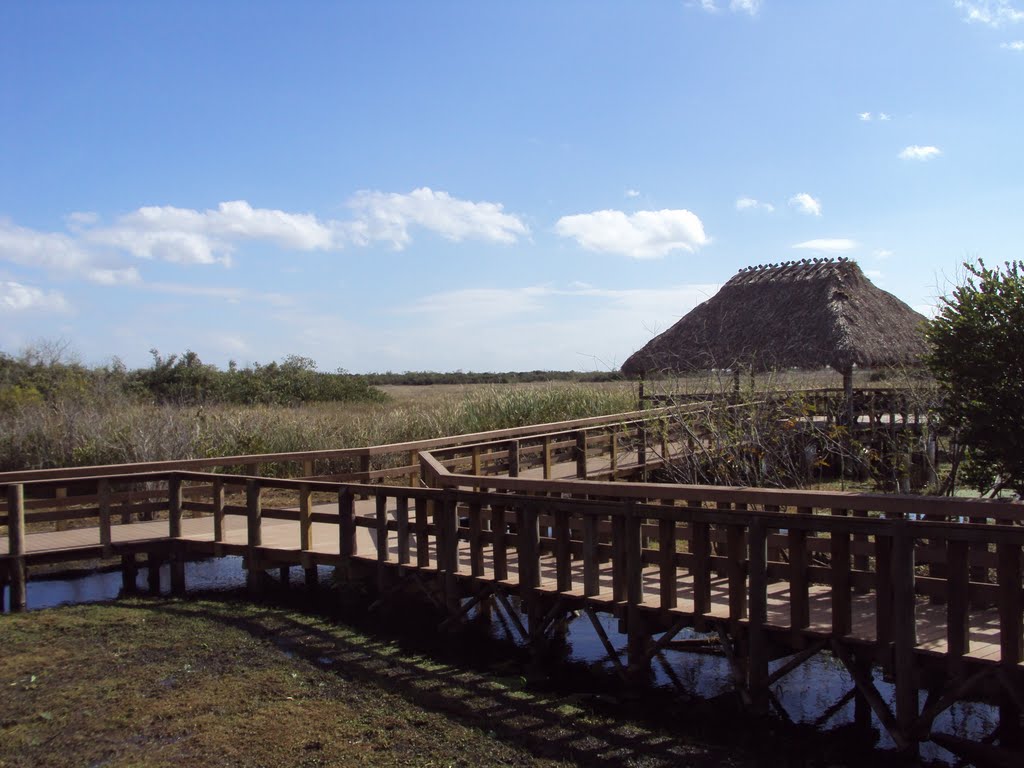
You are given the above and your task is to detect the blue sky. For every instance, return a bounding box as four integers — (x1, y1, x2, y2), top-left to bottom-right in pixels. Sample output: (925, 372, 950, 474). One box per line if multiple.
(2, 1, 1022, 373)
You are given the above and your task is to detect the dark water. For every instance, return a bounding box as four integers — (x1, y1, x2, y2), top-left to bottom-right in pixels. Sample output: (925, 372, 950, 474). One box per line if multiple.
(5, 561, 996, 765)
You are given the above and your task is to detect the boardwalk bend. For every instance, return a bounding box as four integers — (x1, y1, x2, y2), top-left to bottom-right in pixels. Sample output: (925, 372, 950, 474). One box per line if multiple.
(2, 395, 1022, 760)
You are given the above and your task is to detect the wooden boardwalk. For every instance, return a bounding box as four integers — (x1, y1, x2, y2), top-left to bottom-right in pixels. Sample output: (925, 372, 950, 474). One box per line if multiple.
(2, 403, 1023, 758)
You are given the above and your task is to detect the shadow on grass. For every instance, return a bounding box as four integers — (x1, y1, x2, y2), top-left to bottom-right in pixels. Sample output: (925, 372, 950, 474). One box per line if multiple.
(121, 592, 757, 768)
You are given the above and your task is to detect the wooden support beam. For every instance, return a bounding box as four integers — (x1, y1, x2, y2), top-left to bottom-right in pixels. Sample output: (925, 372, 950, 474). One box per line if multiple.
(789, 507, 811, 634)
(168, 474, 183, 538)
(659, 516, 677, 610)
(396, 495, 410, 565)
(575, 431, 588, 479)
(491, 503, 508, 581)
(830, 507, 852, 637)
(891, 523, 919, 746)
(98, 478, 112, 557)
(5, 484, 26, 611)
(339, 488, 356, 559)
(583, 513, 599, 597)
(298, 482, 312, 552)
(212, 477, 225, 552)
(246, 479, 263, 597)
(747, 519, 769, 714)
(469, 502, 484, 577)
(415, 497, 430, 568)
(947, 538, 970, 659)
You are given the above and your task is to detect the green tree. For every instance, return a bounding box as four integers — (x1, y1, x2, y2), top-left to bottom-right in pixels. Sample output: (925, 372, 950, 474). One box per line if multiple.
(926, 259, 1024, 494)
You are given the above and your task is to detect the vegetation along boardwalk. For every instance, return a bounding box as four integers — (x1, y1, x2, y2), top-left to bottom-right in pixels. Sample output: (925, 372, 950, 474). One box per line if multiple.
(2, 399, 1022, 762)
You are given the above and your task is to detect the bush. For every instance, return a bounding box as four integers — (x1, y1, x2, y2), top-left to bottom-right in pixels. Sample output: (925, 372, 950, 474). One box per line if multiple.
(926, 259, 1024, 494)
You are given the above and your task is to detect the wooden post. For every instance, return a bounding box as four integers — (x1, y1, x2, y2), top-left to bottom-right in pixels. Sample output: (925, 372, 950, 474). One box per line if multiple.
(303, 459, 314, 478)
(246, 479, 263, 597)
(946, 538, 970, 660)
(997, 539, 1023, 746)
(691, 517, 711, 621)
(491, 502, 508, 581)
(121, 553, 138, 594)
(555, 508, 571, 592)
(830, 508, 852, 637)
(575, 431, 588, 479)
(542, 436, 552, 479)
(98, 478, 112, 557)
(415, 497, 430, 568)
(789, 508, 811, 635)
(212, 477, 225, 553)
(6, 484, 26, 611)
(891, 523, 918, 746)
(339, 488, 356, 559)
(170, 542, 186, 596)
(408, 450, 419, 487)
(508, 440, 520, 478)
(468, 501, 484, 577)
(659, 514, 677, 610)
(583, 512, 599, 597)
(168, 474, 183, 538)
(299, 483, 312, 551)
(748, 519, 769, 714)
(396, 496, 410, 565)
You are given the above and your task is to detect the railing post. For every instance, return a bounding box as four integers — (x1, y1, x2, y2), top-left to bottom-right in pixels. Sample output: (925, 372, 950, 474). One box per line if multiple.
(575, 431, 588, 479)
(891, 522, 918, 744)
(298, 483, 312, 552)
(542, 436, 552, 479)
(168, 474, 182, 538)
(997, 538, 1023, 746)
(246, 479, 263, 597)
(339, 487, 356, 560)
(98, 478, 112, 558)
(212, 477, 225, 554)
(747, 518, 769, 714)
(508, 439, 520, 478)
(5, 483, 26, 611)
(408, 450, 419, 487)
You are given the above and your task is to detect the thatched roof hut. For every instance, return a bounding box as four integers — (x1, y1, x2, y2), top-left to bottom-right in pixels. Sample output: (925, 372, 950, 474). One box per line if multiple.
(621, 259, 928, 380)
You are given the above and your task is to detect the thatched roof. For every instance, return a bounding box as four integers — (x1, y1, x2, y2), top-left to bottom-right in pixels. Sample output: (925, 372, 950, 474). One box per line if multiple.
(621, 258, 928, 376)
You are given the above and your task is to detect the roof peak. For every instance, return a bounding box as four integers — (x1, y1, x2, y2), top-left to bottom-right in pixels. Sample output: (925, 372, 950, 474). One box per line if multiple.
(727, 258, 859, 286)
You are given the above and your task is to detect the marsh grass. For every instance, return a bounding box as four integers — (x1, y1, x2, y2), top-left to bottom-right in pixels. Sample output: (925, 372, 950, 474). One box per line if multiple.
(0, 382, 639, 473)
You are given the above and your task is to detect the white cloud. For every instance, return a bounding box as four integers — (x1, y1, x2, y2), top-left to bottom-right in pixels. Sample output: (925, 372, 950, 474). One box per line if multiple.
(792, 238, 859, 252)
(899, 145, 942, 161)
(878, 112, 892, 121)
(344, 187, 528, 249)
(788, 193, 822, 216)
(86, 200, 335, 265)
(858, 112, 873, 121)
(0, 220, 140, 284)
(625, 189, 641, 198)
(0, 281, 69, 313)
(555, 208, 709, 258)
(736, 196, 774, 212)
(874, 249, 894, 260)
(696, 0, 759, 15)
(955, 1, 1024, 27)
(729, 0, 761, 15)
(1002, 39, 1024, 48)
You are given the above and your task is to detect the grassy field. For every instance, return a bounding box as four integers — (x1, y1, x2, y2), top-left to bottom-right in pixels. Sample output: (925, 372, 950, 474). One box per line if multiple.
(0, 382, 640, 473)
(0, 597, 755, 768)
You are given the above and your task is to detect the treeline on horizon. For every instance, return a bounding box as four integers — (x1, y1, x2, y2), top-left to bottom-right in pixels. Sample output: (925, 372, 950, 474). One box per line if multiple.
(0, 344, 626, 410)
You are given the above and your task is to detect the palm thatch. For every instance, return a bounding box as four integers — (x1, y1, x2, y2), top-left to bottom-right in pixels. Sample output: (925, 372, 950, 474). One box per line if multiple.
(621, 258, 928, 377)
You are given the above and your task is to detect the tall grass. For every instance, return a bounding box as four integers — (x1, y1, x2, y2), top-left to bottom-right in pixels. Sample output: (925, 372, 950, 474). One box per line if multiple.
(0, 383, 638, 472)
